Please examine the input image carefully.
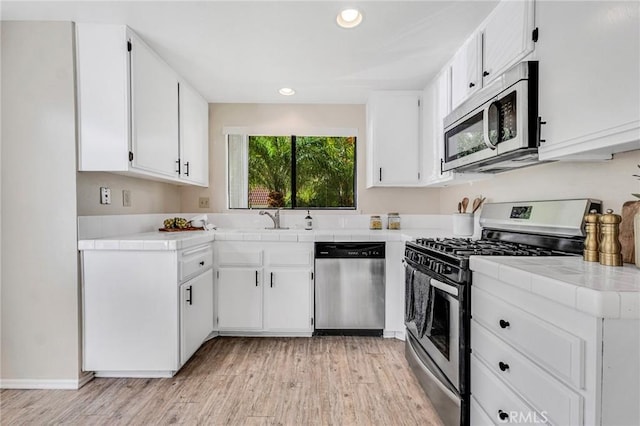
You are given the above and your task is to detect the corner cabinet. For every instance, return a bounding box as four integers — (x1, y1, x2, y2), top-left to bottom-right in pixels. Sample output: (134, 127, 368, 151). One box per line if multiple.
(215, 241, 314, 335)
(76, 24, 209, 187)
(535, 1, 640, 160)
(366, 91, 422, 187)
(82, 243, 215, 377)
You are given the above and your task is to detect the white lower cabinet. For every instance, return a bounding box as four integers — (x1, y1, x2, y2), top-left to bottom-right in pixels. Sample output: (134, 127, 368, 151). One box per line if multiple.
(215, 241, 313, 335)
(470, 272, 639, 426)
(217, 268, 263, 330)
(264, 269, 312, 332)
(82, 244, 214, 377)
(180, 268, 214, 365)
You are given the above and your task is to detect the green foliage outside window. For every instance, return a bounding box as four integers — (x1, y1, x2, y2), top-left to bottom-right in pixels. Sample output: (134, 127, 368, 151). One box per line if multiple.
(246, 135, 356, 209)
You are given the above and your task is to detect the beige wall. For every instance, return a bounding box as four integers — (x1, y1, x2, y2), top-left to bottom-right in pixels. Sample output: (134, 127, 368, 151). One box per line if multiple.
(1, 22, 81, 383)
(439, 150, 640, 214)
(76, 172, 181, 216)
(180, 103, 441, 214)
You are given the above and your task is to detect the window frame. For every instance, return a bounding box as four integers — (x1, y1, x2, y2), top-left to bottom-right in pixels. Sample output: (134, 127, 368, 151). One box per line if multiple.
(226, 132, 358, 210)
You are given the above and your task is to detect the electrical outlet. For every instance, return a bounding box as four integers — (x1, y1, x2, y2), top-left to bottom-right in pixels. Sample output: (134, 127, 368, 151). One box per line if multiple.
(122, 190, 131, 207)
(198, 197, 210, 208)
(100, 187, 111, 205)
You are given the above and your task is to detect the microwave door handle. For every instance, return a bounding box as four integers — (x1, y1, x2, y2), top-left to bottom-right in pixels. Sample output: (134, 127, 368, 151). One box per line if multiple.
(483, 101, 498, 150)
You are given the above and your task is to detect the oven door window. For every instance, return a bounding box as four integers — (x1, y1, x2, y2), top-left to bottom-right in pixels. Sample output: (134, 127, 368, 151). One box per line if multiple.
(428, 289, 450, 360)
(444, 111, 487, 162)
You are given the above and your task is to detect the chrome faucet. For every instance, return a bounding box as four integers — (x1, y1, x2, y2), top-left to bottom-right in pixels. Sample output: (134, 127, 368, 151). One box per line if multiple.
(259, 209, 287, 229)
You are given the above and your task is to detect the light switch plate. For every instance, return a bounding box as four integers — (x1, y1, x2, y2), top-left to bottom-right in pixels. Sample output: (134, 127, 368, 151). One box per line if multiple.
(100, 187, 111, 205)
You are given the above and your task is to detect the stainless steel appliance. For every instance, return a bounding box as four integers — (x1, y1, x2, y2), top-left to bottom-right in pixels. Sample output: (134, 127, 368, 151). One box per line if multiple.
(442, 61, 542, 174)
(315, 242, 385, 335)
(404, 199, 601, 426)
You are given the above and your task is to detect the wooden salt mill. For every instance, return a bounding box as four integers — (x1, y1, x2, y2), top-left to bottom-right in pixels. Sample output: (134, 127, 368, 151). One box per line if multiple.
(583, 209, 600, 262)
(599, 209, 623, 266)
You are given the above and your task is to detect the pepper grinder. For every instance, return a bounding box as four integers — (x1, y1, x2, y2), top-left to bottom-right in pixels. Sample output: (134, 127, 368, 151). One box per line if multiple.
(583, 209, 600, 262)
(599, 209, 623, 267)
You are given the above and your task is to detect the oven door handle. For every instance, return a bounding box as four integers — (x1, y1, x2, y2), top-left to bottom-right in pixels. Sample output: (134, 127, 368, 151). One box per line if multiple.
(430, 278, 459, 297)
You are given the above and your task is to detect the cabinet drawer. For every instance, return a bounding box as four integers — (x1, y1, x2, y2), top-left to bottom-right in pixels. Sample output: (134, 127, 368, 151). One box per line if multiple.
(472, 287, 584, 388)
(265, 250, 312, 267)
(217, 249, 262, 267)
(179, 245, 213, 281)
(470, 395, 495, 426)
(472, 320, 583, 425)
(471, 355, 547, 426)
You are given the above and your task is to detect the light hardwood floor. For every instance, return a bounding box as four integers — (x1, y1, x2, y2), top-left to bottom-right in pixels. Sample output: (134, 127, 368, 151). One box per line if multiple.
(0, 336, 443, 425)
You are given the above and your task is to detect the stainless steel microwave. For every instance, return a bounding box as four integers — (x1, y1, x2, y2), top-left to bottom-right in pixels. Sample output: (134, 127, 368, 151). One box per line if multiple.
(442, 61, 543, 173)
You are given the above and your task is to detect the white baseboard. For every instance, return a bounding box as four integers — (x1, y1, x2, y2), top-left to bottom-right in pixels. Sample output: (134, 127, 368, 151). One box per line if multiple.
(383, 330, 406, 340)
(94, 370, 175, 378)
(0, 372, 94, 390)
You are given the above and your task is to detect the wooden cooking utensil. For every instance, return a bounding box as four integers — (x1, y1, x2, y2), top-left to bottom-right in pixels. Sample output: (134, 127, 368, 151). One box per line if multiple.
(472, 197, 486, 214)
(461, 197, 469, 213)
(458, 202, 462, 213)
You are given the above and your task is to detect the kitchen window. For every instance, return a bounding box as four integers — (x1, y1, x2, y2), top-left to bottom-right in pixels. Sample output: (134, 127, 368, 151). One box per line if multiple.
(227, 134, 356, 209)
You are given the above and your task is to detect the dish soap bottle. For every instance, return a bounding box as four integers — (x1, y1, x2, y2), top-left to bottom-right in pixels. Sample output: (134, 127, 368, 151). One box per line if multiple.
(305, 210, 313, 230)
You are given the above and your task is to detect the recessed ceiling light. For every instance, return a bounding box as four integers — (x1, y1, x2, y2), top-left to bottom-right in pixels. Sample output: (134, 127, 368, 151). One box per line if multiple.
(337, 8, 363, 29)
(279, 87, 296, 96)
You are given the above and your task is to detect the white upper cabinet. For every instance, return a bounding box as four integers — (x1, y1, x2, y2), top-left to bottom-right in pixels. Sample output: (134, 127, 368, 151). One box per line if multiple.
(76, 24, 209, 187)
(535, 1, 640, 160)
(450, 32, 482, 110)
(423, 70, 452, 185)
(481, 0, 535, 85)
(366, 91, 422, 187)
(448, 0, 535, 109)
(129, 32, 180, 178)
(179, 81, 209, 186)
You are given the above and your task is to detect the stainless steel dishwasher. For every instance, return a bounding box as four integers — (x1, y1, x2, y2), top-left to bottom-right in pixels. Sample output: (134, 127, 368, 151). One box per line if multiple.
(314, 242, 385, 336)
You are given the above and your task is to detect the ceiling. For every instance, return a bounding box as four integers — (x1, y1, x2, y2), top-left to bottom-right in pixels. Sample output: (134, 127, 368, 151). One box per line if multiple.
(1, 1, 499, 104)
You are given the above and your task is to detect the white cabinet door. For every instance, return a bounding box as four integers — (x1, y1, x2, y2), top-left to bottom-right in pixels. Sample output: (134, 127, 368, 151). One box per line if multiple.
(264, 269, 312, 332)
(536, 0, 640, 160)
(129, 33, 179, 178)
(423, 70, 453, 186)
(482, 0, 535, 85)
(450, 32, 482, 110)
(366, 91, 422, 187)
(179, 80, 209, 187)
(217, 268, 263, 330)
(180, 268, 214, 365)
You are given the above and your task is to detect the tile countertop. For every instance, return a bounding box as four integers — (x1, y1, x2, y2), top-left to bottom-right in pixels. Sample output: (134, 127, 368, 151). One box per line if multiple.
(78, 228, 451, 251)
(470, 256, 640, 319)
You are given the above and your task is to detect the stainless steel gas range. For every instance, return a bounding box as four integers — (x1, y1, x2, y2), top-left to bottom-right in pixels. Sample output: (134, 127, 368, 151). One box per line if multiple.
(403, 199, 601, 426)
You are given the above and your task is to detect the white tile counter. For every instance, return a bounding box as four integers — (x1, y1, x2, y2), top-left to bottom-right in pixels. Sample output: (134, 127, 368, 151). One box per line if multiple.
(78, 228, 452, 251)
(470, 256, 640, 319)
(78, 230, 215, 251)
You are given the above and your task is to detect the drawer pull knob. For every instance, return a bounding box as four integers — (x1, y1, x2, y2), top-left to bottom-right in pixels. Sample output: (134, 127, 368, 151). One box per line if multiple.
(199, 261, 205, 266)
(499, 361, 510, 371)
(498, 410, 509, 421)
(499, 319, 510, 329)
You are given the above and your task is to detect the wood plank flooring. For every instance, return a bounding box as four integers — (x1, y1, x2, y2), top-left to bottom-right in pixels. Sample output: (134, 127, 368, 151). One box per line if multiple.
(0, 336, 443, 425)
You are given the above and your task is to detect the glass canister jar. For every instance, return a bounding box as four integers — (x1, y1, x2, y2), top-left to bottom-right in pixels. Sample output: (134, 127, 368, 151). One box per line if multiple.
(387, 212, 401, 230)
(369, 215, 383, 230)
